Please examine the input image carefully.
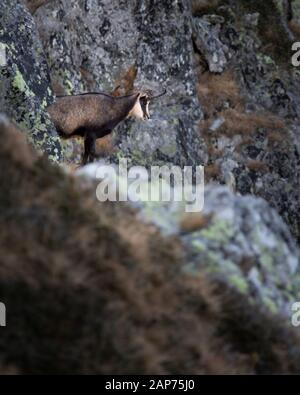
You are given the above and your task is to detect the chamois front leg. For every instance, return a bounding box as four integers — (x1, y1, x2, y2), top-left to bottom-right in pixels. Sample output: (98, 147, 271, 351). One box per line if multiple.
(82, 133, 96, 166)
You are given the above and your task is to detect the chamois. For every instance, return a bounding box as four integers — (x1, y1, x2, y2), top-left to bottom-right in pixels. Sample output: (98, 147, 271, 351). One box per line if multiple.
(47, 89, 166, 165)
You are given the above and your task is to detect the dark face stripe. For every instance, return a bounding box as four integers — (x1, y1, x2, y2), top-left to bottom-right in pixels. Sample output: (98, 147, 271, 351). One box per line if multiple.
(140, 97, 150, 119)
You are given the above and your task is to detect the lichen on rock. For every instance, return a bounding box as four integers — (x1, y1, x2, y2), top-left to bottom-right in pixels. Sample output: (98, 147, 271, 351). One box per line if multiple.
(133, 184, 300, 319)
(0, 0, 63, 162)
(33, 0, 205, 166)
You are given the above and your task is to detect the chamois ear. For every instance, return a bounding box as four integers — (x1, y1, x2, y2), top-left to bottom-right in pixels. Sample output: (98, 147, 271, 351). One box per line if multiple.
(134, 92, 142, 105)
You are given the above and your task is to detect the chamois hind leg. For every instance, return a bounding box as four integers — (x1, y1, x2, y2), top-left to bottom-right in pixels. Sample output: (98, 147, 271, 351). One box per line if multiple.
(82, 133, 96, 165)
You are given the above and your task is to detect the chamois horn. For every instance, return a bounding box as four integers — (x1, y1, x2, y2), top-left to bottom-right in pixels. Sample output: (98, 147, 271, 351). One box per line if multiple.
(150, 89, 167, 100)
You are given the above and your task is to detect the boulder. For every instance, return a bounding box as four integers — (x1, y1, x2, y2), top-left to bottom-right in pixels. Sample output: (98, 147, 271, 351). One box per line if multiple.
(1, 115, 300, 374)
(0, 0, 62, 162)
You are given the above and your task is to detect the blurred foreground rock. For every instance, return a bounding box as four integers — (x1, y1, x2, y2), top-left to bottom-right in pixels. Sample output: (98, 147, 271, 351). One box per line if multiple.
(1, 116, 300, 374)
(79, 162, 300, 320)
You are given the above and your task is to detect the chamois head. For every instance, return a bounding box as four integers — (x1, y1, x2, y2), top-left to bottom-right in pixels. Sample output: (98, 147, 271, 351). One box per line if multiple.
(128, 89, 167, 121)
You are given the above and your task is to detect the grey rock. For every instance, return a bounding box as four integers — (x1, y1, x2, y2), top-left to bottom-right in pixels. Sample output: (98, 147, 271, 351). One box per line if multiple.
(192, 15, 230, 73)
(208, 116, 225, 132)
(194, 4, 300, 242)
(34, 0, 205, 167)
(0, 0, 62, 162)
(76, 157, 300, 322)
(137, 185, 300, 319)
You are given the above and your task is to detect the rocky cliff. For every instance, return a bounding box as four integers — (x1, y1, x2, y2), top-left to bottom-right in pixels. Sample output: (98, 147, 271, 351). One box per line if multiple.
(192, 0, 300, 243)
(0, 0, 300, 374)
(26, 0, 300, 243)
(33, 0, 204, 167)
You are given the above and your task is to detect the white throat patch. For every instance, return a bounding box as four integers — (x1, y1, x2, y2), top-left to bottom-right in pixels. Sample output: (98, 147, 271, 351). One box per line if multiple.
(129, 99, 144, 120)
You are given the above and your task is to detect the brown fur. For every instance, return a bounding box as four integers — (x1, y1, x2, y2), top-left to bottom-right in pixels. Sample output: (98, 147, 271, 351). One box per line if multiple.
(1, 118, 300, 374)
(47, 93, 139, 137)
(79, 67, 97, 92)
(179, 213, 213, 234)
(247, 159, 269, 173)
(47, 92, 141, 164)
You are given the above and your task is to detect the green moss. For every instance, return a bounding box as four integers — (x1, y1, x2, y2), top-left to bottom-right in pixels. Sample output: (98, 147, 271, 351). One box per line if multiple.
(12, 69, 26, 91)
(12, 69, 35, 98)
(228, 274, 249, 294)
(260, 253, 274, 270)
(64, 79, 74, 95)
(200, 250, 222, 267)
(262, 296, 278, 314)
(199, 220, 235, 243)
(191, 239, 206, 252)
(159, 140, 177, 157)
(257, 53, 277, 67)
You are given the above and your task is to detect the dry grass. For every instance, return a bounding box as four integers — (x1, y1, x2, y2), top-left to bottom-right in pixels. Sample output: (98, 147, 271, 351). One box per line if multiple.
(247, 159, 269, 173)
(267, 130, 283, 147)
(25, 0, 52, 14)
(197, 59, 287, 181)
(95, 135, 114, 156)
(198, 68, 286, 140)
(206, 144, 224, 157)
(289, 21, 300, 41)
(235, 136, 254, 152)
(192, 0, 221, 16)
(204, 163, 221, 182)
(179, 213, 213, 234)
(200, 108, 286, 138)
(113, 65, 137, 96)
(222, 109, 284, 137)
(197, 70, 242, 118)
